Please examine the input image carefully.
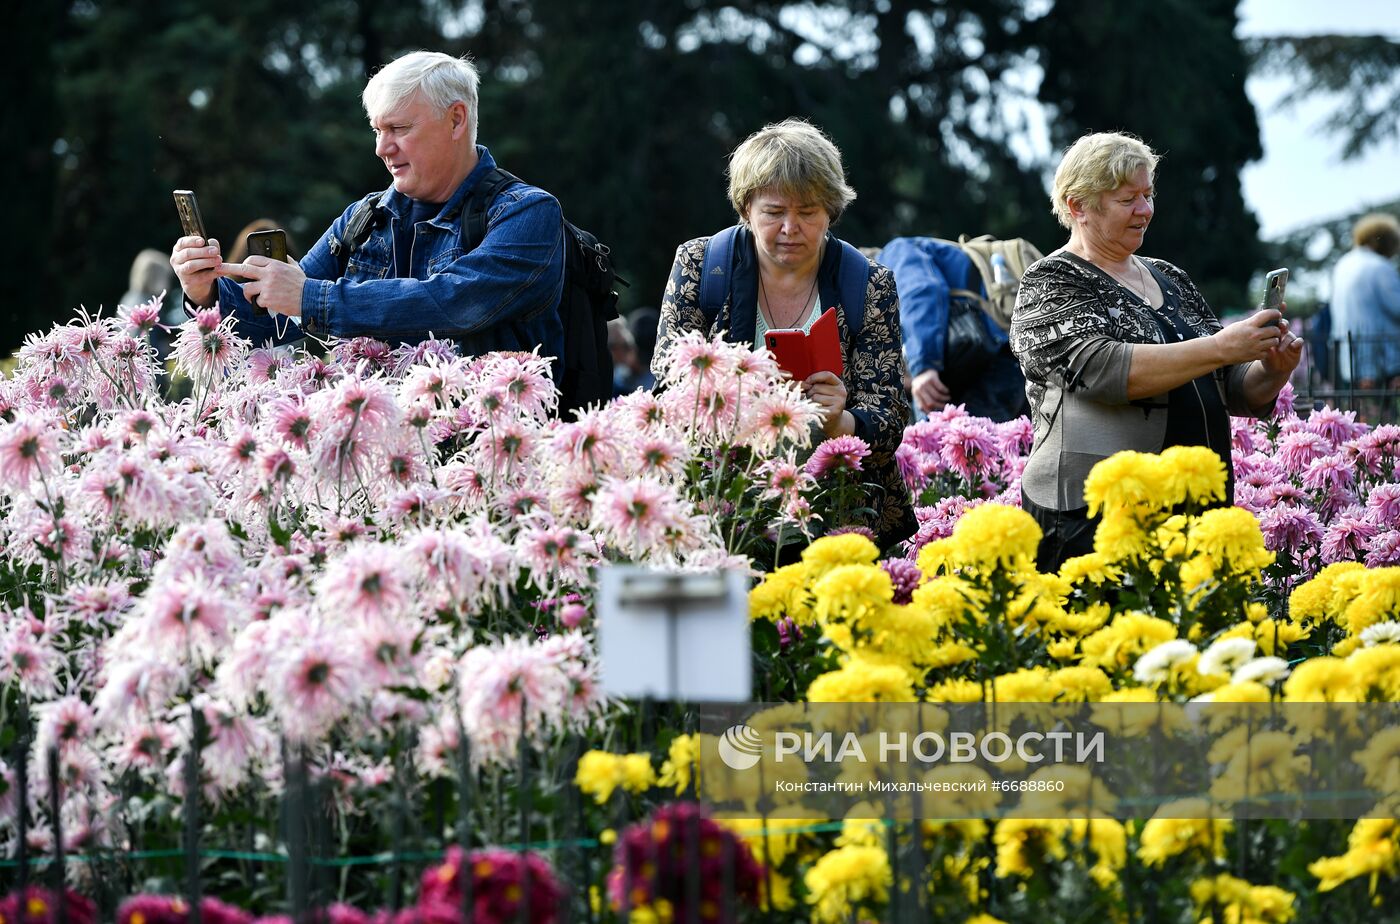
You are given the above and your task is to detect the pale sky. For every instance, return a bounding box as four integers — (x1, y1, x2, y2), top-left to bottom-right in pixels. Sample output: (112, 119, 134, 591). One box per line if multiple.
(1236, 0, 1400, 240)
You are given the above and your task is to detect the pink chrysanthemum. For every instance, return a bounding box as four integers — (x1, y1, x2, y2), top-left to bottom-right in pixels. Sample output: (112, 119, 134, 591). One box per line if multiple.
(481, 351, 559, 420)
(591, 476, 684, 551)
(941, 415, 999, 481)
(633, 433, 689, 478)
(0, 412, 62, 492)
(1304, 406, 1363, 446)
(1366, 483, 1400, 528)
(35, 695, 97, 757)
(805, 434, 871, 479)
(0, 627, 59, 700)
(1276, 429, 1331, 473)
(317, 542, 408, 624)
(1301, 454, 1354, 494)
(758, 457, 816, 505)
(117, 296, 165, 338)
(271, 632, 362, 742)
(1365, 530, 1400, 568)
(141, 575, 232, 662)
(1257, 504, 1325, 560)
(172, 308, 247, 378)
(1320, 515, 1377, 564)
(743, 390, 821, 451)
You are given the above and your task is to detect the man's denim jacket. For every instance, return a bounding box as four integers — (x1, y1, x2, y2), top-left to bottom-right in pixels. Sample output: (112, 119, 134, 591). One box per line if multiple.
(216, 146, 566, 366)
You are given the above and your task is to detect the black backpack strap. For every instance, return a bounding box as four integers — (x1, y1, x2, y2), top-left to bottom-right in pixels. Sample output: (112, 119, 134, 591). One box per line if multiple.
(455, 167, 521, 252)
(328, 189, 390, 276)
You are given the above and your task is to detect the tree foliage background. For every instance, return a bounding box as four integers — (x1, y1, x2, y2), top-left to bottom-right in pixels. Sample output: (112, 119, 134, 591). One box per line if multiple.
(6, 0, 1393, 356)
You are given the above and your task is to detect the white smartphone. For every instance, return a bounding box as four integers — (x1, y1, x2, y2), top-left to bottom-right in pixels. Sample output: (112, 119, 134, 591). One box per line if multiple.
(1261, 268, 1288, 324)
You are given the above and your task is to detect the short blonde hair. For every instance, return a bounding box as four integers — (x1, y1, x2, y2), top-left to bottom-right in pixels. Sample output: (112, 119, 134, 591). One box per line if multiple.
(727, 119, 856, 224)
(1353, 212, 1400, 257)
(363, 51, 481, 146)
(1051, 132, 1160, 230)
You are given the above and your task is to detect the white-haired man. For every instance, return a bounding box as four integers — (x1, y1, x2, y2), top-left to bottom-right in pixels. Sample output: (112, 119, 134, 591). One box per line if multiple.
(170, 51, 565, 366)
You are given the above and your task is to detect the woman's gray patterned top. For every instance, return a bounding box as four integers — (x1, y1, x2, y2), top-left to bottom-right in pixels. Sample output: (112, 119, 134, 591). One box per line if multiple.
(1009, 252, 1264, 511)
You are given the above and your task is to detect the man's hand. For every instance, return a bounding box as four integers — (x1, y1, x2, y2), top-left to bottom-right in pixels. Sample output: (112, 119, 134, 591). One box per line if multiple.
(170, 235, 222, 308)
(219, 256, 306, 318)
(804, 370, 855, 437)
(911, 368, 951, 413)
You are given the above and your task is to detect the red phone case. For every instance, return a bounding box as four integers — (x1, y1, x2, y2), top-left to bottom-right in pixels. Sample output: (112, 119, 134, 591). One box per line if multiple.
(764, 308, 844, 381)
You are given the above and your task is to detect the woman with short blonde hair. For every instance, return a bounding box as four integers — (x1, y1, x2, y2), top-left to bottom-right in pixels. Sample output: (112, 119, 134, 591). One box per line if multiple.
(1010, 131, 1302, 570)
(727, 119, 856, 224)
(652, 119, 914, 548)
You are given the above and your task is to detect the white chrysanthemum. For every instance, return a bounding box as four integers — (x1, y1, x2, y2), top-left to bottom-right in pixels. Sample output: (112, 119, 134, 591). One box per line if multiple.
(1361, 622, 1400, 647)
(1231, 656, 1292, 687)
(1197, 637, 1257, 677)
(1133, 639, 1198, 685)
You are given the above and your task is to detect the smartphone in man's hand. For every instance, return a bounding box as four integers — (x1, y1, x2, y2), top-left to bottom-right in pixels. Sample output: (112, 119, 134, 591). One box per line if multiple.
(246, 229, 288, 263)
(172, 190, 207, 241)
(1261, 268, 1288, 325)
(239, 229, 289, 316)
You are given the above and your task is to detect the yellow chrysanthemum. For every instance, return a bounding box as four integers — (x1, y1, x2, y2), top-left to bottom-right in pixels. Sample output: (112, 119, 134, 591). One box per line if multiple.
(575, 750, 655, 804)
(807, 659, 917, 703)
(749, 562, 814, 625)
(802, 533, 879, 582)
(992, 818, 1071, 878)
(1249, 618, 1312, 657)
(657, 734, 698, 795)
(1341, 568, 1400, 636)
(1047, 638, 1080, 661)
(1356, 729, 1400, 793)
(804, 845, 892, 924)
(1310, 818, 1400, 892)
(1289, 562, 1367, 624)
(1198, 681, 1270, 703)
(990, 667, 1055, 703)
(1083, 450, 1168, 518)
(947, 503, 1042, 570)
(1093, 511, 1154, 561)
(1058, 551, 1120, 586)
(1080, 612, 1178, 672)
(1049, 665, 1112, 702)
(1158, 445, 1227, 508)
(812, 563, 894, 628)
(925, 677, 986, 703)
(1137, 800, 1232, 867)
(1188, 506, 1275, 572)
(1046, 602, 1113, 637)
(915, 537, 957, 578)
(1347, 644, 1400, 700)
(1283, 656, 1359, 702)
(1070, 817, 1127, 889)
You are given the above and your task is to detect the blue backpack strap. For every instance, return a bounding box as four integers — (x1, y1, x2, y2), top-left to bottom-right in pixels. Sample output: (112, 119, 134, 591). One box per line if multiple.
(836, 240, 870, 338)
(699, 225, 740, 326)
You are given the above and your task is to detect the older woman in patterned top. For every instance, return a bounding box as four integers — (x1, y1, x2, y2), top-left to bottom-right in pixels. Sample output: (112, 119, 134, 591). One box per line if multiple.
(1011, 132, 1303, 571)
(652, 118, 914, 548)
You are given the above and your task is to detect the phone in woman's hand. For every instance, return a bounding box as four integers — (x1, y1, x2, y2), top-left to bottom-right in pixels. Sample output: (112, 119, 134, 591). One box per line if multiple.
(1261, 267, 1288, 324)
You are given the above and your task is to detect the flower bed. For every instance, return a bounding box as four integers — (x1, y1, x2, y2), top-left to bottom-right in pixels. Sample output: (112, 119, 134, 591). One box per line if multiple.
(2, 303, 1400, 921)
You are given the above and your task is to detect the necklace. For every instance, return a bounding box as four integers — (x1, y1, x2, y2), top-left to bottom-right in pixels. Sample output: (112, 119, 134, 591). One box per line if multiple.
(759, 271, 820, 330)
(1110, 256, 1152, 304)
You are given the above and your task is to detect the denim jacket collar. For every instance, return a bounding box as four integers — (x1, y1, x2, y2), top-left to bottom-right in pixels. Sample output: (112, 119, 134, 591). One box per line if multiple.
(373, 145, 499, 227)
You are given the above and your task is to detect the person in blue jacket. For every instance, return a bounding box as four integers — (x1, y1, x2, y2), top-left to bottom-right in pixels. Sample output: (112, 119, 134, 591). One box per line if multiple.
(169, 51, 565, 365)
(879, 237, 1028, 422)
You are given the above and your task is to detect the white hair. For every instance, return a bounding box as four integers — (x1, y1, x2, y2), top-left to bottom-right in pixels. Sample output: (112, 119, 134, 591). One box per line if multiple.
(362, 51, 481, 146)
